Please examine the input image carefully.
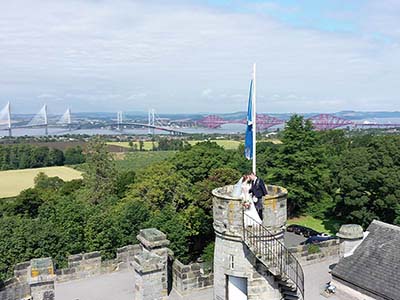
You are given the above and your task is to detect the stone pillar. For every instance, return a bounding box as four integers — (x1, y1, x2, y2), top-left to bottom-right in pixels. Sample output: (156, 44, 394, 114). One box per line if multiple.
(28, 258, 55, 300)
(212, 185, 281, 300)
(134, 228, 170, 300)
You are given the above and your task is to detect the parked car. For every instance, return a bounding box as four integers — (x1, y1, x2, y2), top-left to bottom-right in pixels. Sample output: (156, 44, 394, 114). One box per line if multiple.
(301, 235, 336, 245)
(286, 224, 320, 237)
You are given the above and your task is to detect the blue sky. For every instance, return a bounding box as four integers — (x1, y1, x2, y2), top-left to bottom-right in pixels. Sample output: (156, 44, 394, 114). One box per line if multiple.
(0, 0, 399, 114)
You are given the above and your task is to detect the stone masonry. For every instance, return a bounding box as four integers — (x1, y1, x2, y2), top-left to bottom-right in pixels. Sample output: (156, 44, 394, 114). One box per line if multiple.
(172, 259, 213, 294)
(28, 258, 55, 300)
(133, 228, 170, 300)
(212, 185, 282, 300)
(289, 239, 340, 265)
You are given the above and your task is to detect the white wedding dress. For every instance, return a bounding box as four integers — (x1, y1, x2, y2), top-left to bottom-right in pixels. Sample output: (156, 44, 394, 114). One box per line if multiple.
(234, 178, 262, 225)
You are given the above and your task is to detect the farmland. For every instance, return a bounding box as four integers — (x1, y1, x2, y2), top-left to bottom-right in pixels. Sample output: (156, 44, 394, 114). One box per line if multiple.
(107, 140, 242, 150)
(114, 151, 176, 171)
(0, 166, 82, 198)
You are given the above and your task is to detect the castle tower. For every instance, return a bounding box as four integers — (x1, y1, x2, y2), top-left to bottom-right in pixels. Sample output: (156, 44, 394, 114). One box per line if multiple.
(212, 184, 303, 300)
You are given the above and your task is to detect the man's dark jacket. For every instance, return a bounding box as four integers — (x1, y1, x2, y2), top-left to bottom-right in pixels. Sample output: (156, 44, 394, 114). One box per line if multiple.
(250, 178, 268, 209)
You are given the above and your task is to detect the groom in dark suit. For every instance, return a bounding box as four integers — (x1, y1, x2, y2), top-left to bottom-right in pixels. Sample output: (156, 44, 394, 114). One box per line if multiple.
(249, 172, 268, 220)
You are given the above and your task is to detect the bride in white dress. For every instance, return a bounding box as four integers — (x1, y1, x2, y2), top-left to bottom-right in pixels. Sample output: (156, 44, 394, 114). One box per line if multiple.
(233, 175, 262, 225)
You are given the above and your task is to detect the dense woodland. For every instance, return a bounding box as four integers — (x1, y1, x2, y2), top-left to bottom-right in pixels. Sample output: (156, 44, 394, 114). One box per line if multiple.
(1, 115, 400, 281)
(0, 144, 85, 170)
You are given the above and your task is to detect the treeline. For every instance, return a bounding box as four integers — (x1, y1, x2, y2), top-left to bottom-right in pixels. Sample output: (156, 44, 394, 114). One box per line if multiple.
(0, 144, 85, 170)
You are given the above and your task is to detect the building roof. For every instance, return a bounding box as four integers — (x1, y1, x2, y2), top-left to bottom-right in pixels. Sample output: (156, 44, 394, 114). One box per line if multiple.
(332, 220, 400, 300)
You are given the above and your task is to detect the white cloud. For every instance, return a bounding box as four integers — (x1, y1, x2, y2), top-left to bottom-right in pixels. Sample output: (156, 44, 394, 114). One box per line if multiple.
(0, 0, 399, 113)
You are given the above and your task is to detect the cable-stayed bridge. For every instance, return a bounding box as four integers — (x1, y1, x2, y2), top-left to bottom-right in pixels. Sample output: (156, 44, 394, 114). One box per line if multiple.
(0, 103, 186, 136)
(1, 102, 400, 137)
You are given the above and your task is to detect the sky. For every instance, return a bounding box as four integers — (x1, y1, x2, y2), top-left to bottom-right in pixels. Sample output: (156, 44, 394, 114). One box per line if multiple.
(0, 0, 399, 114)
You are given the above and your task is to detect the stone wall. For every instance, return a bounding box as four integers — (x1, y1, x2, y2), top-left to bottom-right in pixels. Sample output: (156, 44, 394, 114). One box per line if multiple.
(172, 259, 213, 294)
(0, 245, 141, 300)
(0, 277, 30, 300)
(56, 244, 141, 282)
(289, 239, 340, 265)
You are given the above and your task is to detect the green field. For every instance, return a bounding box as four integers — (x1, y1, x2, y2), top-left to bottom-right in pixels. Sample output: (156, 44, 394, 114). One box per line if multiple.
(287, 215, 342, 235)
(114, 151, 176, 172)
(108, 139, 283, 151)
(0, 166, 83, 198)
(107, 140, 241, 150)
(107, 141, 155, 150)
(188, 140, 241, 150)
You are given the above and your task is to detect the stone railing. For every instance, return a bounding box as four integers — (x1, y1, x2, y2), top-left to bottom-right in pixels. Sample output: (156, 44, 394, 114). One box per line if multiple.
(172, 259, 213, 295)
(56, 244, 140, 282)
(0, 228, 215, 300)
(288, 239, 340, 265)
(0, 244, 141, 300)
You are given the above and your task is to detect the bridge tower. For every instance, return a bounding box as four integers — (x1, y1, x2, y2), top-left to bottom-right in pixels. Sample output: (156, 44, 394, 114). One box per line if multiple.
(212, 184, 303, 300)
(0, 102, 12, 137)
(58, 108, 72, 131)
(6, 102, 11, 137)
(148, 108, 155, 135)
(66, 108, 72, 131)
(117, 111, 123, 131)
(44, 104, 48, 135)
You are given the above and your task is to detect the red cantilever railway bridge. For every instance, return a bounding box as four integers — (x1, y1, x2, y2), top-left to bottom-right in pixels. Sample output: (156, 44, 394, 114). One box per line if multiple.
(197, 113, 400, 131)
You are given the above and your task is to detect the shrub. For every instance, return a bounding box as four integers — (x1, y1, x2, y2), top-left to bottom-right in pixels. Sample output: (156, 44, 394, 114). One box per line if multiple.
(307, 244, 321, 254)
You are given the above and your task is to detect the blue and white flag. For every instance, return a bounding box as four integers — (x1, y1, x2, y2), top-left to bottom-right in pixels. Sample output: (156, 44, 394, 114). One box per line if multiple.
(244, 80, 253, 160)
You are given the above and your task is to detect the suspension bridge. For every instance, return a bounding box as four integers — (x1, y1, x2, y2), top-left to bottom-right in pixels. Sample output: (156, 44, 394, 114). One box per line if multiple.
(1, 102, 400, 137)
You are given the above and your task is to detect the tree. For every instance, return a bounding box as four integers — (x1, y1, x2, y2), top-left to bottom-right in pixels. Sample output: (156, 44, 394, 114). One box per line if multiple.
(332, 135, 400, 227)
(125, 162, 193, 210)
(145, 204, 191, 263)
(264, 115, 331, 216)
(83, 137, 117, 204)
(115, 170, 135, 198)
(64, 146, 85, 165)
(192, 167, 241, 214)
(171, 141, 239, 184)
(34, 172, 64, 191)
(113, 199, 150, 245)
(48, 148, 65, 166)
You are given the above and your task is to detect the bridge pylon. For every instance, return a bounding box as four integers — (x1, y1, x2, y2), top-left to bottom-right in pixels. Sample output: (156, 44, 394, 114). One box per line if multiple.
(28, 104, 48, 135)
(148, 108, 155, 135)
(6, 102, 11, 137)
(117, 111, 123, 131)
(44, 104, 48, 135)
(57, 108, 72, 131)
(0, 102, 12, 137)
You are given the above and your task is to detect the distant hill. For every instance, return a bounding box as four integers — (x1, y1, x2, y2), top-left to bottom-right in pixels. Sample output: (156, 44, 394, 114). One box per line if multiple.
(11, 110, 400, 122)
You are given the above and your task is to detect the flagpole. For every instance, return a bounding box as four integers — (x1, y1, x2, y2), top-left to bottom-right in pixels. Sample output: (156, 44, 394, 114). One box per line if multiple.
(252, 63, 257, 174)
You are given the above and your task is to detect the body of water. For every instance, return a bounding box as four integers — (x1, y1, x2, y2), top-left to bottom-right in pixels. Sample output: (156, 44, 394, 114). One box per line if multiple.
(1, 118, 400, 137)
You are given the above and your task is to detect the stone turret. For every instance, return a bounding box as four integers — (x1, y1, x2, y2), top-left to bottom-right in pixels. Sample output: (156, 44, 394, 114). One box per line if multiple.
(212, 184, 288, 300)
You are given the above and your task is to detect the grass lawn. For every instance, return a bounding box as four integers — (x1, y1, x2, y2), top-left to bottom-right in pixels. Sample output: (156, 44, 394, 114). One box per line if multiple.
(114, 151, 176, 172)
(287, 215, 342, 235)
(0, 166, 82, 198)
